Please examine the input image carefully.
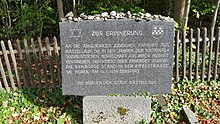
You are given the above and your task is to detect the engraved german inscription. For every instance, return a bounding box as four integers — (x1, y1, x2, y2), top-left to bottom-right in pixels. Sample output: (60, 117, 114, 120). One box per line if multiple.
(60, 20, 174, 95)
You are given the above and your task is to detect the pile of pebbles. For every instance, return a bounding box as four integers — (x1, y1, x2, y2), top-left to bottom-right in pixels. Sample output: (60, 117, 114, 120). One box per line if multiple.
(61, 11, 173, 22)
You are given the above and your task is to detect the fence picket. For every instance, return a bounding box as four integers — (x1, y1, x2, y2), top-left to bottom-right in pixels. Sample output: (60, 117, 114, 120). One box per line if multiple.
(213, 28, 220, 80)
(38, 38, 48, 87)
(24, 39, 34, 86)
(201, 28, 207, 82)
(182, 30, 187, 79)
(1, 41, 16, 90)
(31, 38, 41, 87)
(8, 40, 21, 88)
(0, 57, 10, 92)
(17, 39, 27, 87)
(175, 30, 179, 82)
(195, 28, 200, 80)
(0, 79, 3, 91)
(53, 37, 61, 86)
(207, 28, 214, 81)
(0, 26, 219, 91)
(46, 37, 55, 88)
(189, 29, 193, 80)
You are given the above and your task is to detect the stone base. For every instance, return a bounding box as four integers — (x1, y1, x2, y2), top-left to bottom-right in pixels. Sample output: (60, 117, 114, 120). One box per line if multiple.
(83, 96, 151, 124)
(181, 107, 199, 124)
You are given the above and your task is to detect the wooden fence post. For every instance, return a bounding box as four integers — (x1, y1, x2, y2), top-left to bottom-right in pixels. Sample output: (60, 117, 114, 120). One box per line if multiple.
(189, 29, 193, 80)
(0, 57, 10, 92)
(38, 38, 48, 87)
(46, 37, 55, 88)
(182, 29, 187, 79)
(24, 39, 34, 86)
(207, 27, 214, 81)
(17, 39, 28, 87)
(195, 28, 200, 80)
(213, 28, 220, 80)
(201, 28, 207, 82)
(0, 79, 3, 91)
(1, 40, 16, 90)
(8, 40, 21, 88)
(53, 37, 61, 86)
(31, 38, 42, 87)
(175, 30, 179, 82)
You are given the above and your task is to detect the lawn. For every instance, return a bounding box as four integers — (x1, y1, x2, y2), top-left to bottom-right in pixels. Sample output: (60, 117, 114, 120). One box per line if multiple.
(0, 79, 219, 124)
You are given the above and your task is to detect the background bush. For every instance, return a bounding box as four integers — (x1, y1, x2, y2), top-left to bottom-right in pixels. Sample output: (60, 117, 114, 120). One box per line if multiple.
(0, 0, 218, 40)
(188, 0, 217, 28)
(0, 0, 58, 40)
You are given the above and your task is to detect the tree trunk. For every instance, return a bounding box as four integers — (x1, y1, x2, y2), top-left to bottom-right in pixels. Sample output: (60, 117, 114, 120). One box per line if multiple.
(183, 0, 191, 28)
(57, 0, 64, 20)
(174, 0, 186, 22)
(4, 0, 11, 28)
(73, 0, 77, 17)
(211, 0, 220, 28)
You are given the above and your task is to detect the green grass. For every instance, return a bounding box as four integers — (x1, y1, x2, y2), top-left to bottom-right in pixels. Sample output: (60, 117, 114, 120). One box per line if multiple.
(150, 79, 220, 124)
(0, 80, 219, 124)
(0, 88, 82, 124)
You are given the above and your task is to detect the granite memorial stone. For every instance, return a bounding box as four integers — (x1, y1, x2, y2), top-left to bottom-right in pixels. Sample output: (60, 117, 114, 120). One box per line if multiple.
(60, 19, 174, 95)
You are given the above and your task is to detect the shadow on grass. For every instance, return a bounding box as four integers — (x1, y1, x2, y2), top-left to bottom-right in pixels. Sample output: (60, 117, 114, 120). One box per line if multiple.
(20, 88, 83, 123)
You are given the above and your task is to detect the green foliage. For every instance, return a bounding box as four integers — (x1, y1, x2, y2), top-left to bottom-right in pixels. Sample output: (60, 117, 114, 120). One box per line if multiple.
(0, 0, 218, 39)
(15, 3, 57, 39)
(0, 0, 58, 40)
(143, 0, 172, 16)
(150, 79, 220, 123)
(65, 0, 171, 16)
(74, 0, 144, 15)
(108, 79, 220, 123)
(191, 0, 215, 18)
(189, 0, 216, 28)
(0, 79, 219, 123)
(0, 88, 82, 123)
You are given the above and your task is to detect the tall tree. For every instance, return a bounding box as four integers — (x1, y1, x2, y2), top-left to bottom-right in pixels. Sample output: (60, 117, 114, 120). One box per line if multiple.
(73, 0, 77, 17)
(211, 0, 220, 28)
(174, 0, 192, 29)
(57, 0, 64, 19)
(183, 0, 191, 28)
(1, 0, 11, 28)
(174, 0, 186, 22)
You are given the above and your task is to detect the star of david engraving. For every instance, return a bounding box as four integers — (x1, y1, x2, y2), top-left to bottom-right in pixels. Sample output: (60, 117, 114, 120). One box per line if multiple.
(70, 27, 82, 40)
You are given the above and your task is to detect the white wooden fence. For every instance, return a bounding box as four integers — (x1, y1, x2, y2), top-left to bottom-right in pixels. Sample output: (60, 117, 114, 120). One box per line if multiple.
(0, 28, 219, 92)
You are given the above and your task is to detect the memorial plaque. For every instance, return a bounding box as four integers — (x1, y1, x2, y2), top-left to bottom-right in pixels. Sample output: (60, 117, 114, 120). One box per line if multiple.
(60, 19, 174, 95)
